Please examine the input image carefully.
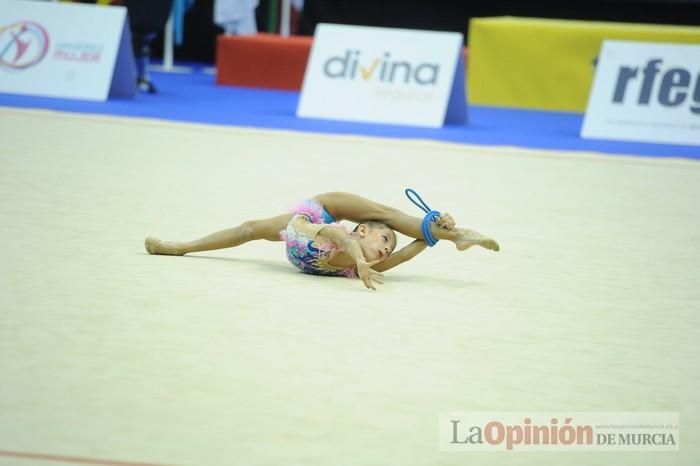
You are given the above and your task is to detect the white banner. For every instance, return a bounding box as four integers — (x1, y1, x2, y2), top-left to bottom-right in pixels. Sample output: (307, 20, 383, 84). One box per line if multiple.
(0, 0, 135, 101)
(582, 40, 700, 146)
(297, 23, 466, 128)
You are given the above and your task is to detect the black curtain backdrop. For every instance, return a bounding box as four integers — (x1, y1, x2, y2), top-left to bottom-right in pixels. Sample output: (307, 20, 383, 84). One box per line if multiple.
(154, 0, 699, 63)
(298, 0, 700, 40)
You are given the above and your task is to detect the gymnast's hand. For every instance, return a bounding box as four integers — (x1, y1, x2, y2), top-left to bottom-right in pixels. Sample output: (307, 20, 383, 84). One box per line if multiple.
(436, 212, 456, 230)
(357, 259, 384, 290)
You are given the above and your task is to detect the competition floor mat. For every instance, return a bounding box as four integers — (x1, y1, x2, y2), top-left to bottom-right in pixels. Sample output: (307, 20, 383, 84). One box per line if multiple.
(1, 107, 698, 465)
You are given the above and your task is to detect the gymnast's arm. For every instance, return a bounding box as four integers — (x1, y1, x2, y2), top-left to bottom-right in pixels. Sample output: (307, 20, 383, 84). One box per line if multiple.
(317, 225, 383, 290)
(372, 239, 427, 272)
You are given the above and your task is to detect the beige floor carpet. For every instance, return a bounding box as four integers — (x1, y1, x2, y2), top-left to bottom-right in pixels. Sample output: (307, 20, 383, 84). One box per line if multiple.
(1, 107, 698, 465)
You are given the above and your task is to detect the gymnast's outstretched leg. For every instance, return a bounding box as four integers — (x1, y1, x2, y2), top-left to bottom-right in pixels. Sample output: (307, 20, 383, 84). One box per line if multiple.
(314, 192, 499, 251)
(145, 213, 293, 256)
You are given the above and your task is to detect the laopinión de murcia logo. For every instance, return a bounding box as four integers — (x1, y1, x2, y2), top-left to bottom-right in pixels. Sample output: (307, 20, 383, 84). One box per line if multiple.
(441, 413, 679, 452)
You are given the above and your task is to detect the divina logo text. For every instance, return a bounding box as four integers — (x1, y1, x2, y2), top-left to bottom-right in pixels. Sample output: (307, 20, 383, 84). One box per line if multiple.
(323, 50, 440, 85)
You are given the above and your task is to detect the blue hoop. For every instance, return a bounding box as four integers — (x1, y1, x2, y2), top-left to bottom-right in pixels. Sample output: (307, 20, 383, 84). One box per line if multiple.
(405, 188, 441, 247)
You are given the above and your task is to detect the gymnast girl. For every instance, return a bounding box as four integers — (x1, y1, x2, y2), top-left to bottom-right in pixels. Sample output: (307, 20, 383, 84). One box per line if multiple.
(145, 191, 499, 290)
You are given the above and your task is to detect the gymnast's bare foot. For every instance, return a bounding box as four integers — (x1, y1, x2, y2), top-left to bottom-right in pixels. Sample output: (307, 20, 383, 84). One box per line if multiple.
(145, 237, 185, 256)
(454, 229, 500, 252)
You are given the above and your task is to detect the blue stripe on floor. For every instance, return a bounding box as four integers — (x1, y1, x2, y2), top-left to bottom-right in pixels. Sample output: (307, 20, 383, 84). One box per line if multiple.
(2, 66, 697, 160)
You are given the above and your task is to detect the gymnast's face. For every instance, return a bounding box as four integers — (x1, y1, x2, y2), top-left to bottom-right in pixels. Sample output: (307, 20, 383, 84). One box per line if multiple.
(357, 224, 396, 262)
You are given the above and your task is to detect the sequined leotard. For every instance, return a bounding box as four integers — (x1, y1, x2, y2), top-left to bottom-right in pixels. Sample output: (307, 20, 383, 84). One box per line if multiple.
(280, 200, 357, 278)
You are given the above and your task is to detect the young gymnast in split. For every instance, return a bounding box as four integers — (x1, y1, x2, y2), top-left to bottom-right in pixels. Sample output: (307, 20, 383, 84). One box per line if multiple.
(145, 192, 499, 290)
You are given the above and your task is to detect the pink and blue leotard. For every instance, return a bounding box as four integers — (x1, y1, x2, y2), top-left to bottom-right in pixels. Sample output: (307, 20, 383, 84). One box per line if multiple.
(280, 200, 357, 278)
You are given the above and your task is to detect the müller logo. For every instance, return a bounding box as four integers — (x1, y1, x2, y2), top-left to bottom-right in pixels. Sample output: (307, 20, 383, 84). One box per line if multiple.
(323, 50, 440, 86)
(0, 21, 50, 69)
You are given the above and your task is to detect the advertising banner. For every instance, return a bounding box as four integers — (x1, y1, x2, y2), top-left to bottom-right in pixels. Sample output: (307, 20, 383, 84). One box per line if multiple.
(298, 23, 466, 128)
(0, 0, 135, 101)
(582, 40, 700, 146)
